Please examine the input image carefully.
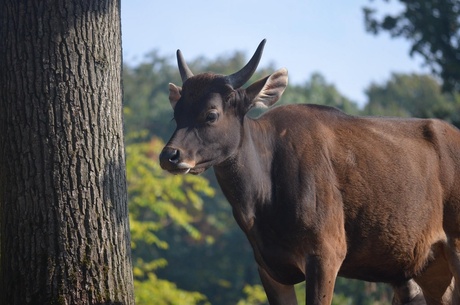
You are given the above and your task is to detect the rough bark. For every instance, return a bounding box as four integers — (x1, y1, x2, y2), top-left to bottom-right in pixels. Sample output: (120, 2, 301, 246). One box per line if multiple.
(0, 0, 135, 304)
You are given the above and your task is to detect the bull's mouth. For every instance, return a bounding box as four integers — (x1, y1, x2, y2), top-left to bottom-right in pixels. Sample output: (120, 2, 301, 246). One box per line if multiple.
(166, 161, 193, 175)
(167, 160, 212, 175)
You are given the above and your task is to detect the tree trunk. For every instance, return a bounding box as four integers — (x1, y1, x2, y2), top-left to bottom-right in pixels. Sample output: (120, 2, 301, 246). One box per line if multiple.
(0, 0, 135, 304)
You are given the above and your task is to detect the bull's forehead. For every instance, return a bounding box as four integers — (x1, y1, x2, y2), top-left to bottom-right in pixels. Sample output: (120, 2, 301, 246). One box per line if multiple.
(181, 73, 231, 101)
(175, 73, 233, 118)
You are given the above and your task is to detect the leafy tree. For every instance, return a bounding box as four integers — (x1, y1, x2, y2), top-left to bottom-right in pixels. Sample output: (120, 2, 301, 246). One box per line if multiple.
(0, 1, 134, 304)
(364, 73, 460, 126)
(155, 214, 260, 305)
(134, 273, 208, 305)
(364, 0, 460, 91)
(236, 284, 268, 305)
(123, 52, 180, 143)
(126, 135, 214, 305)
(250, 73, 360, 118)
(286, 73, 360, 114)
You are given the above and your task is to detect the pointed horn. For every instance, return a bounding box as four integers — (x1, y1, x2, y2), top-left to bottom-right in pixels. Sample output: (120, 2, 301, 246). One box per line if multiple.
(176, 49, 194, 82)
(227, 39, 266, 88)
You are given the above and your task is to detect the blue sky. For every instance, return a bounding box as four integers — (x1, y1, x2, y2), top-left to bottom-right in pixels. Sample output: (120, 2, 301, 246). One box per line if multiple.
(121, 0, 428, 107)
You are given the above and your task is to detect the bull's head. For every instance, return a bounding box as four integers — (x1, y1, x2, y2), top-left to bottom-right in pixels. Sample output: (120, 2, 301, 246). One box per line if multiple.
(159, 40, 288, 175)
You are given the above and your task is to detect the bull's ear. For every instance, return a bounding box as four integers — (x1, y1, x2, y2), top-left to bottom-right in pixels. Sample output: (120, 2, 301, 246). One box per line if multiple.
(169, 83, 182, 109)
(245, 68, 288, 110)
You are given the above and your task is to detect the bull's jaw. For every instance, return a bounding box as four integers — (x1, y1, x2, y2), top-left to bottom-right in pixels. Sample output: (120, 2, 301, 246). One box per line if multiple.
(168, 168, 191, 175)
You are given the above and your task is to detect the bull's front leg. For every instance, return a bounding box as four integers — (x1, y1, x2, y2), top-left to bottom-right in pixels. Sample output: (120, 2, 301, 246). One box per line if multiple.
(258, 266, 298, 305)
(305, 253, 343, 305)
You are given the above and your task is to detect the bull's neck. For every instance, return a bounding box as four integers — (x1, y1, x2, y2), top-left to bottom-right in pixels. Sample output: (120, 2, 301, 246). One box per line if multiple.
(213, 117, 274, 232)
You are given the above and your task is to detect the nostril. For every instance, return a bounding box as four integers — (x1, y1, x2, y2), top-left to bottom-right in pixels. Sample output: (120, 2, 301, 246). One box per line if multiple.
(160, 147, 182, 168)
(168, 149, 180, 164)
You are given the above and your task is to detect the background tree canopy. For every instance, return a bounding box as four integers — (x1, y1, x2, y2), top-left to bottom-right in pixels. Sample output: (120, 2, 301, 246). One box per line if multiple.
(364, 73, 460, 124)
(364, 0, 460, 92)
(123, 2, 460, 302)
(122, 46, 459, 304)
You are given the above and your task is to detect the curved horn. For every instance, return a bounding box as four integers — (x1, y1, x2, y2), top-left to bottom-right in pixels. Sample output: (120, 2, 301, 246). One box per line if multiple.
(176, 49, 194, 82)
(227, 39, 266, 88)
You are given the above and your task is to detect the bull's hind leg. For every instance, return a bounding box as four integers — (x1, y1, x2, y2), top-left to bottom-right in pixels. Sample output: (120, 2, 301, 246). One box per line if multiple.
(444, 196, 460, 304)
(445, 237, 460, 304)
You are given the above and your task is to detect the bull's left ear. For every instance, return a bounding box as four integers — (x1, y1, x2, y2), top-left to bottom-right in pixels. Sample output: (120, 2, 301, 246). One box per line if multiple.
(169, 83, 182, 110)
(245, 68, 288, 110)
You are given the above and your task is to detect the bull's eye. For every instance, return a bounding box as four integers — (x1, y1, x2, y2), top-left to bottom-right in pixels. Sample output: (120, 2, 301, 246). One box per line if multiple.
(205, 111, 219, 123)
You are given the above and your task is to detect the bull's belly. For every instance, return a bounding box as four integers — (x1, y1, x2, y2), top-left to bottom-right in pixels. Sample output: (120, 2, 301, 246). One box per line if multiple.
(258, 250, 415, 285)
(339, 237, 447, 283)
(338, 259, 410, 283)
(249, 216, 446, 285)
(259, 250, 424, 286)
(254, 238, 443, 286)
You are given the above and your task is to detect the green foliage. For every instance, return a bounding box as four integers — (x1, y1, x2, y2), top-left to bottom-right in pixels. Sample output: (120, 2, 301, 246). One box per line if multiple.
(364, 0, 460, 91)
(236, 285, 268, 305)
(154, 217, 261, 305)
(134, 272, 209, 305)
(126, 135, 215, 305)
(286, 73, 360, 115)
(123, 53, 179, 142)
(364, 73, 460, 126)
(123, 47, 458, 304)
(127, 135, 214, 243)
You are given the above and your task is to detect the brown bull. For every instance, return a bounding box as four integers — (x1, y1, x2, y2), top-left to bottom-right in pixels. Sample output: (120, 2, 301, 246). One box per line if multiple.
(159, 40, 460, 305)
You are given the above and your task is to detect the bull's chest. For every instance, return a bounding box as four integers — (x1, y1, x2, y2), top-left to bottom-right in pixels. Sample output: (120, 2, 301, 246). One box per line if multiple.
(245, 221, 307, 285)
